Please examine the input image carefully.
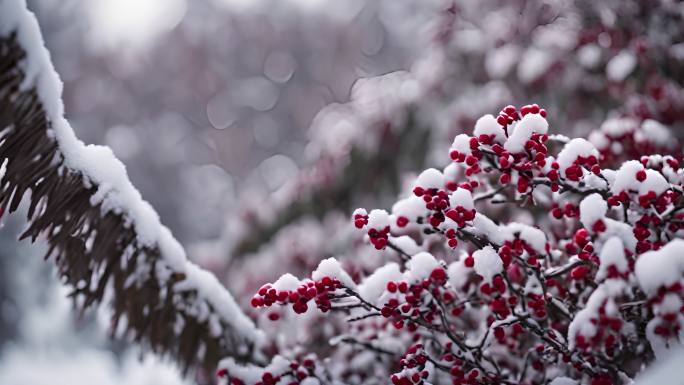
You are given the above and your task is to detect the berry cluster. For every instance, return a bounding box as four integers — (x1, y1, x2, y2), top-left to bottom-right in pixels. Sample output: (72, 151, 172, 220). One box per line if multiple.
(390, 344, 430, 385)
(380, 267, 455, 330)
(218, 357, 320, 385)
(251, 276, 343, 314)
(245, 105, 684, 385)
(649, 283, 684, 338)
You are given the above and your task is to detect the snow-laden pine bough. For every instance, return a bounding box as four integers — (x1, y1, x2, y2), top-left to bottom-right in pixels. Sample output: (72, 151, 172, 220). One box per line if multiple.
(241, 104, 684, 385)
(0, 0, 263, 373)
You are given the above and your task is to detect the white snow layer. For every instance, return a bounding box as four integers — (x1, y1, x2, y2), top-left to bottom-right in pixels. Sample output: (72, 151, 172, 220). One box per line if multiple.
(472, 246, 503, 282)
(610, 160, 643, 193)
(579, 193, 607, 229)
(312, 258, 357, 289)
(358, 263, 403, 304)
(450, 134, 473, 155)
(606, 50, 637, 82)
(415, 168, 445, 189)
(272, 273, 302, 292)
(639, 120, 672, 146)
(568, 279, 628, 349)
(549, 378, 579, 385)
(596, 237, 628, 281)
(473, 114, 506, 143)
(635, 347, 684, 385)
(367, 209, 390, 229)
(517, 47, 553, 83)
(392, 196, 427, 220)
(504, 113, 549, 154)
(601, 117, 637, 137)
(0, 0, 261, 343)
(449, 187, 474, 210)
(470, 214, 547, 254)
(406, 252, 440, 283)
(556, 138, 598, 173)
(610, 160, 669, 196)
(635, 239, 684, 296)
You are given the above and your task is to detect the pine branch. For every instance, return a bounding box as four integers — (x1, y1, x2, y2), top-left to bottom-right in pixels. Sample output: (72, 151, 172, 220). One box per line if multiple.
(0, 3, 262, 374)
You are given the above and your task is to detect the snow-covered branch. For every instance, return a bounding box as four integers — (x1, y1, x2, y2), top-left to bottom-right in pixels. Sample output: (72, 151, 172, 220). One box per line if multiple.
(0, 0, 262, 373)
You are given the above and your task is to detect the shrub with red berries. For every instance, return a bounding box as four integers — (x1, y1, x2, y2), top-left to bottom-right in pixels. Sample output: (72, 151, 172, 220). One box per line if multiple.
(221, 105, 684, 385)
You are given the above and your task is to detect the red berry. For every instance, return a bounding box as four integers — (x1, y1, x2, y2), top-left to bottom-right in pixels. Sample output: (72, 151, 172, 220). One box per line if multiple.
(431, 268, 447, 282)
(570, 265, 591, 280)
(636, 170, 647, 182)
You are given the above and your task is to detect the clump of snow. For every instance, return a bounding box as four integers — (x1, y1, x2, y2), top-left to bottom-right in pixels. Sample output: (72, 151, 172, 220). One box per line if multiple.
(219, 356, 292, 385)
(352, 208, 367, 217)
(415, 168, 444, 189)
(609, 161, 670, 196)
(471, 213, 500, 240)
(610, 160, 643, 194)
(635, 239, 684, 296)
(556, 138, 598, 174)
(485, 45, 519, 78)
(600, 117, 637, 137)
(272, 273, 301, 292)
(579, 193, 607, 229)
(596, 237, 628, 281)
(450, 134, 473, 156)
(358, 263, 402, 303)
(517, 47, 553, 83)
(367, 209, 390, 229)
(392, 196, 426, 220)
(568, 279, 628, 349)
(601, 218, 638, 252)
(519, 226, 547, 253)
(639, 169, 670, 196)
(449, 188, 474, 210)
(588, 131, 610, 150)
(504, 113, 548, 153)
(606, 50, 637, 82)
(472, 246, 503, 282)
(550, 378, 579, 385)
(638, 120, 672, 147)
(582, 172, 609, 190)
(509, 223, 547, 253)
(473, 114, 506, 143)
(447, 258, 470, 291)
(469, 215, 547, 254)
(389, 236, 422, 256)
(312, 258, 356, 289)
(443, 162, 462, 181)
(646, 294, 684, 360)
(635, 346, 684, 385)
(577, 43, 601, 69)
(406, 252, 440, 283)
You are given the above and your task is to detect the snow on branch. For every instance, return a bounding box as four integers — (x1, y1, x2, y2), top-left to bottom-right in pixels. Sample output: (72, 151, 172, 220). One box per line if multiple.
(227, 102, 684, 385)
(0, 0, 262, 373)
